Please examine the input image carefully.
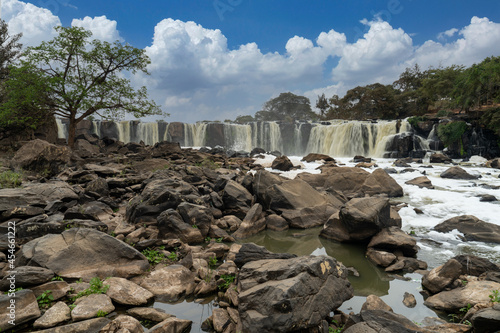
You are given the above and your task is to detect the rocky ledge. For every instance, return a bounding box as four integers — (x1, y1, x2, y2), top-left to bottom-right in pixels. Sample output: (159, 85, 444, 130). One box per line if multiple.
(0, 137, 499, 332)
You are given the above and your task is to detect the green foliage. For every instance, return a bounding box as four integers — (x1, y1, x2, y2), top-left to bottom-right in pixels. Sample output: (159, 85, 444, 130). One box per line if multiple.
(0, 170, 22, 188)
(18, 26, 163, 146)
(96, 310, 108, 317)
(316, 93, 329, 119)
(51, 276, 64, 282)
(437, 121, 467, 147)
(167, 251, 178, 261)
(142, 247, 166, 265)
(480, 107, 500, 136)
(71, 277, 109, 301)
(36, 290, 53, 308)
(234, 115, 255, 124)
(436, 110, 450, 117)
(218, 274, 236, 291)
(407, 116, 426, 128)
(490, 290, 500, 303)
(259, 92, 318, 122)
(208, 256, 218, 269)
(195, 158, 219, 170)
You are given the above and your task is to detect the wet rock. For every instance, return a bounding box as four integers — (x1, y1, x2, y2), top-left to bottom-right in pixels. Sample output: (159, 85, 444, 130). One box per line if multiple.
(361, 295, 393, 312)
(405, 176, 434, 189)
(99, 315, 144, 333)
(430, 153, 452, 163)
(140, 265, 196, 302)
(71, 294, 115, 321)
(424, 280, 500, 312)
(440, 166, 480, 180)
(271, 155, 294, 171)
(149, 317, 192, 333)
(33, 301, 71, 329)
(251, 170, 283, 205)
(385, 257, 427, 273)
(126, 307, 174, 323)
(233, 243, 296, 268)
(365, 248, 397, 267)
(16, 228, 149, 279)
(238, 255, 353, 333)
(106, 277, 154, 306)
(212, 308, 231, 332)
(471, 304, 500, 333)
(178, 202, 213, 238)
(301, 153, 335, 163)
(453, 255, 500, 276)
(157, 209, 204, 244)
(360, 168, 404, 197)
(265, 214, 289, 231)
(232, 204, 266, 239)
(403, 292, 417, 308)
(367, 226, 418, 257)
(0, 289, 41, 331)
(478, 194, 497, 202)
(434, 215, 500, 244)
(344, 310, 422, 333)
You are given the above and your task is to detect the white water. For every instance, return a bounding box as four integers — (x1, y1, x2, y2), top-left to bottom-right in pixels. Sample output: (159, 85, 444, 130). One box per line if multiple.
(254, 155, 500, 267)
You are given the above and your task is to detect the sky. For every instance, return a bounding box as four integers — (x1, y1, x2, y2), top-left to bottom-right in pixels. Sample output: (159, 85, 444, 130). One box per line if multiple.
(2, 0, 500, 123)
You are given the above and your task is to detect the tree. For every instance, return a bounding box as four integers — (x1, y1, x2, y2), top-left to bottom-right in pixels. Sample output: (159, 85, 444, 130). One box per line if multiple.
(0, 19, 23, 81)
(234, 115, 255, 124)
(315, 93, 329, 119)
(18, 26, 162, 147)
(420, 65, 464, 110)
(261, 92, 317, 121)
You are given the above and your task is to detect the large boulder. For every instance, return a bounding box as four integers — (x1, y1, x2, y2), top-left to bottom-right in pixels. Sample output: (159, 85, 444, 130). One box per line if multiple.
(440, 166, 480, 180)
(232, 204, 266, 239)
(251, 170, 283, 205)
(16, 228, 149, 279)
(233, 243, 297, 268)
(0, 266, 54, 291)
(321, 197, 397, 242)
(33, 301, 71, 329)
(471, 304, 500, 333)
(140, 265, 196, 302)
(452, 255, 500, 276)
(10, 139, 73, 176)
(360, 168, 404, 197)
(177, 202, 213, 238)
(434, 215, 500, 244)
(105, 277, 154, 306)
(367, 226, 418, 257)
(343, 310, 422, 333)
(0, 289, 40, 331)
(238, 255, 353, 332)
(405, 176, 434, 189)
(157, 209, 204, 244)
(422, 258, 463, 294)
(424, 280, 500, 312)
(222, 180, 253, 219)
(430, 153, 452, 163)
(271, 155, 294, 171)
(28, 318, 110, 333)
(71, 294, 115, 322)
(266, 178, 344, 228)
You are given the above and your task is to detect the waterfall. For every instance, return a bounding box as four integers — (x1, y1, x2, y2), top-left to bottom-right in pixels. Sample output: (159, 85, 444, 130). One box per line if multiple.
(55, 118, 68, 141)
(183, 123, 208, 147)
(224, 124, 253, 151)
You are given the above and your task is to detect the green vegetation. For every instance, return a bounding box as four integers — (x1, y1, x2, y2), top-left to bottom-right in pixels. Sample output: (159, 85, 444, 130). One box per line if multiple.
(142, 246, 166, 265)
(96, 310, 108, 317)
(0, 170, 22, 188)
(36, 290, 53, 308)
(0, 25, 163, 147)
(490, 290, 500, 303)
(51, 276, 64, 281)
(407, 116, 426, 128)
(218, 274, 236, 291)
(71, 277, 110, 302)
(167, 251, 179, 261)
(208, 256, 218, 269)
(437, 121, 467, 147)
(195, 158, 219, 170)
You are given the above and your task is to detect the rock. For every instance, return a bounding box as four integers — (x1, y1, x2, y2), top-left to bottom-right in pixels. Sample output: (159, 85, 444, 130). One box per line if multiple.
(85, 177, 110, 197)
(365, 248, 397, 267)
(471, 304, 500, 333)
(157, 209, 204, 244)
(232, 204, 266, 239)
(271, 155, 294, 171)
(238, 255, 353, 332)
(301, 153, 335, 163)
(10, 139, 73, 176)
(265, 214, 289, 231)
(479, 194, 497, 202)
(99, 315, 144, 333)
(31, 281, 71, 301)
(105, 277, 154, 306)
(140, 265, 196, 302)
(367, 226, 418, 257)
(360, 168, 404, 197)
(360, 295, 393, 312)
(149, 317, 192, 333)
(385, 257, 428, 272)
(324, 197, 397, 242)
(71, 294, 115, 321)
(233, 243, 296, 268)
(405, 176, 434, 189)
(212, 308, 231, 332)
(31, 318, 111, 333)
(0, 266, 54, 291)
(177, 202, 213, 238)
(434, 215, 500, 244)
(126, 307, 173, 323)
(403, 292, 417, 308)
(344, 310, 422, 333)
(222, 180, 253, 219)
(453, 255, 500, 276)
(321, 167, 370, 197)
(0, 289, 41, 331)
(430, 153, 452, 163)
(266, 178, 343, 228)
(16, 228, 149, 279)
(252, 170, 283, 205)
(424, 280, 500, 311)
(33, 301, 71, 329)
(440, 166, 479, 179)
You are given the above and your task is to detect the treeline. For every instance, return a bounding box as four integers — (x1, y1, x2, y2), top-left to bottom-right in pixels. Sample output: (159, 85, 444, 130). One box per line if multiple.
(233, 55, 500, 124)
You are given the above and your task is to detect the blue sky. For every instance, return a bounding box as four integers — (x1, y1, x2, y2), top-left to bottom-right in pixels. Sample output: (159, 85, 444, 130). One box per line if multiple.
(3, 0, 500, 122)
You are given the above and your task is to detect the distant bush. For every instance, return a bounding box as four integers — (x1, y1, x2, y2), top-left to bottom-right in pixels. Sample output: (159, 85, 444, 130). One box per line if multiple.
(0, 170, 22, 188)
(437, 121, 467, 147)
(407, 116, 426, 128)
(436, 110, 451, 117)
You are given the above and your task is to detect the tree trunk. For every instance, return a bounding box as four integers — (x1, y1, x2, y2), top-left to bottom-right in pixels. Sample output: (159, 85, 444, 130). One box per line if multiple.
(67, 117, 76, 148)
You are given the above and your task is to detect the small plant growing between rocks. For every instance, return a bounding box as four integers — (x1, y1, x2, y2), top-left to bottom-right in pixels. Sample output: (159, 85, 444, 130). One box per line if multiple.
(0, 170, 22, 188)
(490, 290, 500, 303)
(71, 277, 109, 301)
(96, 310, 108, 317)
(218, 274, 236, 291)
(167, 250, 178, 261)
(51, 276, 64, 281)
(208, 256, 218, 269)
(37, 290, 54, 308)
(142, 246, 166, 265)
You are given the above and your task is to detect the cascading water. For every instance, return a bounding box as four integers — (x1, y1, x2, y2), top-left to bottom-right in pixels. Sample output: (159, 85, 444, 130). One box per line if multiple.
(55, 118, 424, 157)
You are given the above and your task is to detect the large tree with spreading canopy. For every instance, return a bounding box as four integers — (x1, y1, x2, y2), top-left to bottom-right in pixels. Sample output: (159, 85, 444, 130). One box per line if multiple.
(9, 26, 162, 146)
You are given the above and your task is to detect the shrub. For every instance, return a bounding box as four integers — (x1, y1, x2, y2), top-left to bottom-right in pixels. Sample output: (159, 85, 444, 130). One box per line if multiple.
(0, 170, 22, 188)
(437, 121, 467, 147)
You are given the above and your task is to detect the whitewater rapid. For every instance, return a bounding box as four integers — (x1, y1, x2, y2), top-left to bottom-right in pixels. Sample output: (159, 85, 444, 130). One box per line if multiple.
(254, 155, 500, 268)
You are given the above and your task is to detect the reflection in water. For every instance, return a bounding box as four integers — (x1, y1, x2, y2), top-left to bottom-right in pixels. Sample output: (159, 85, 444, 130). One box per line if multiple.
(243, 227, 390, 296)
(153, 296, 215, 333)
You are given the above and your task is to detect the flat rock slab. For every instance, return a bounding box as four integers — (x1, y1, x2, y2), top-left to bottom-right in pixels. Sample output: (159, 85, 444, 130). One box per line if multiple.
(0, 289, 41, 331)
(31, 317, 110, 332)
(140, 265, 196, 302)
(71, 294, 115, 321)
(434, 215, 500, 244)
(106, 277, 154, 306)
(17, 228, 149, 279)
(33, 301, 71, 329)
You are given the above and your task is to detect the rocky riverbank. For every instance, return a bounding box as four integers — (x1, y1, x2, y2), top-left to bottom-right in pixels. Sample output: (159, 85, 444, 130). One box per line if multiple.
(0, 135, 499, 333)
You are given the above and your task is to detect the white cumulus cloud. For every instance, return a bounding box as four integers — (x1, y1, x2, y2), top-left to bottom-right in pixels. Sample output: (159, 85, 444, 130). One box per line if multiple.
(71, 16, 122, 42)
